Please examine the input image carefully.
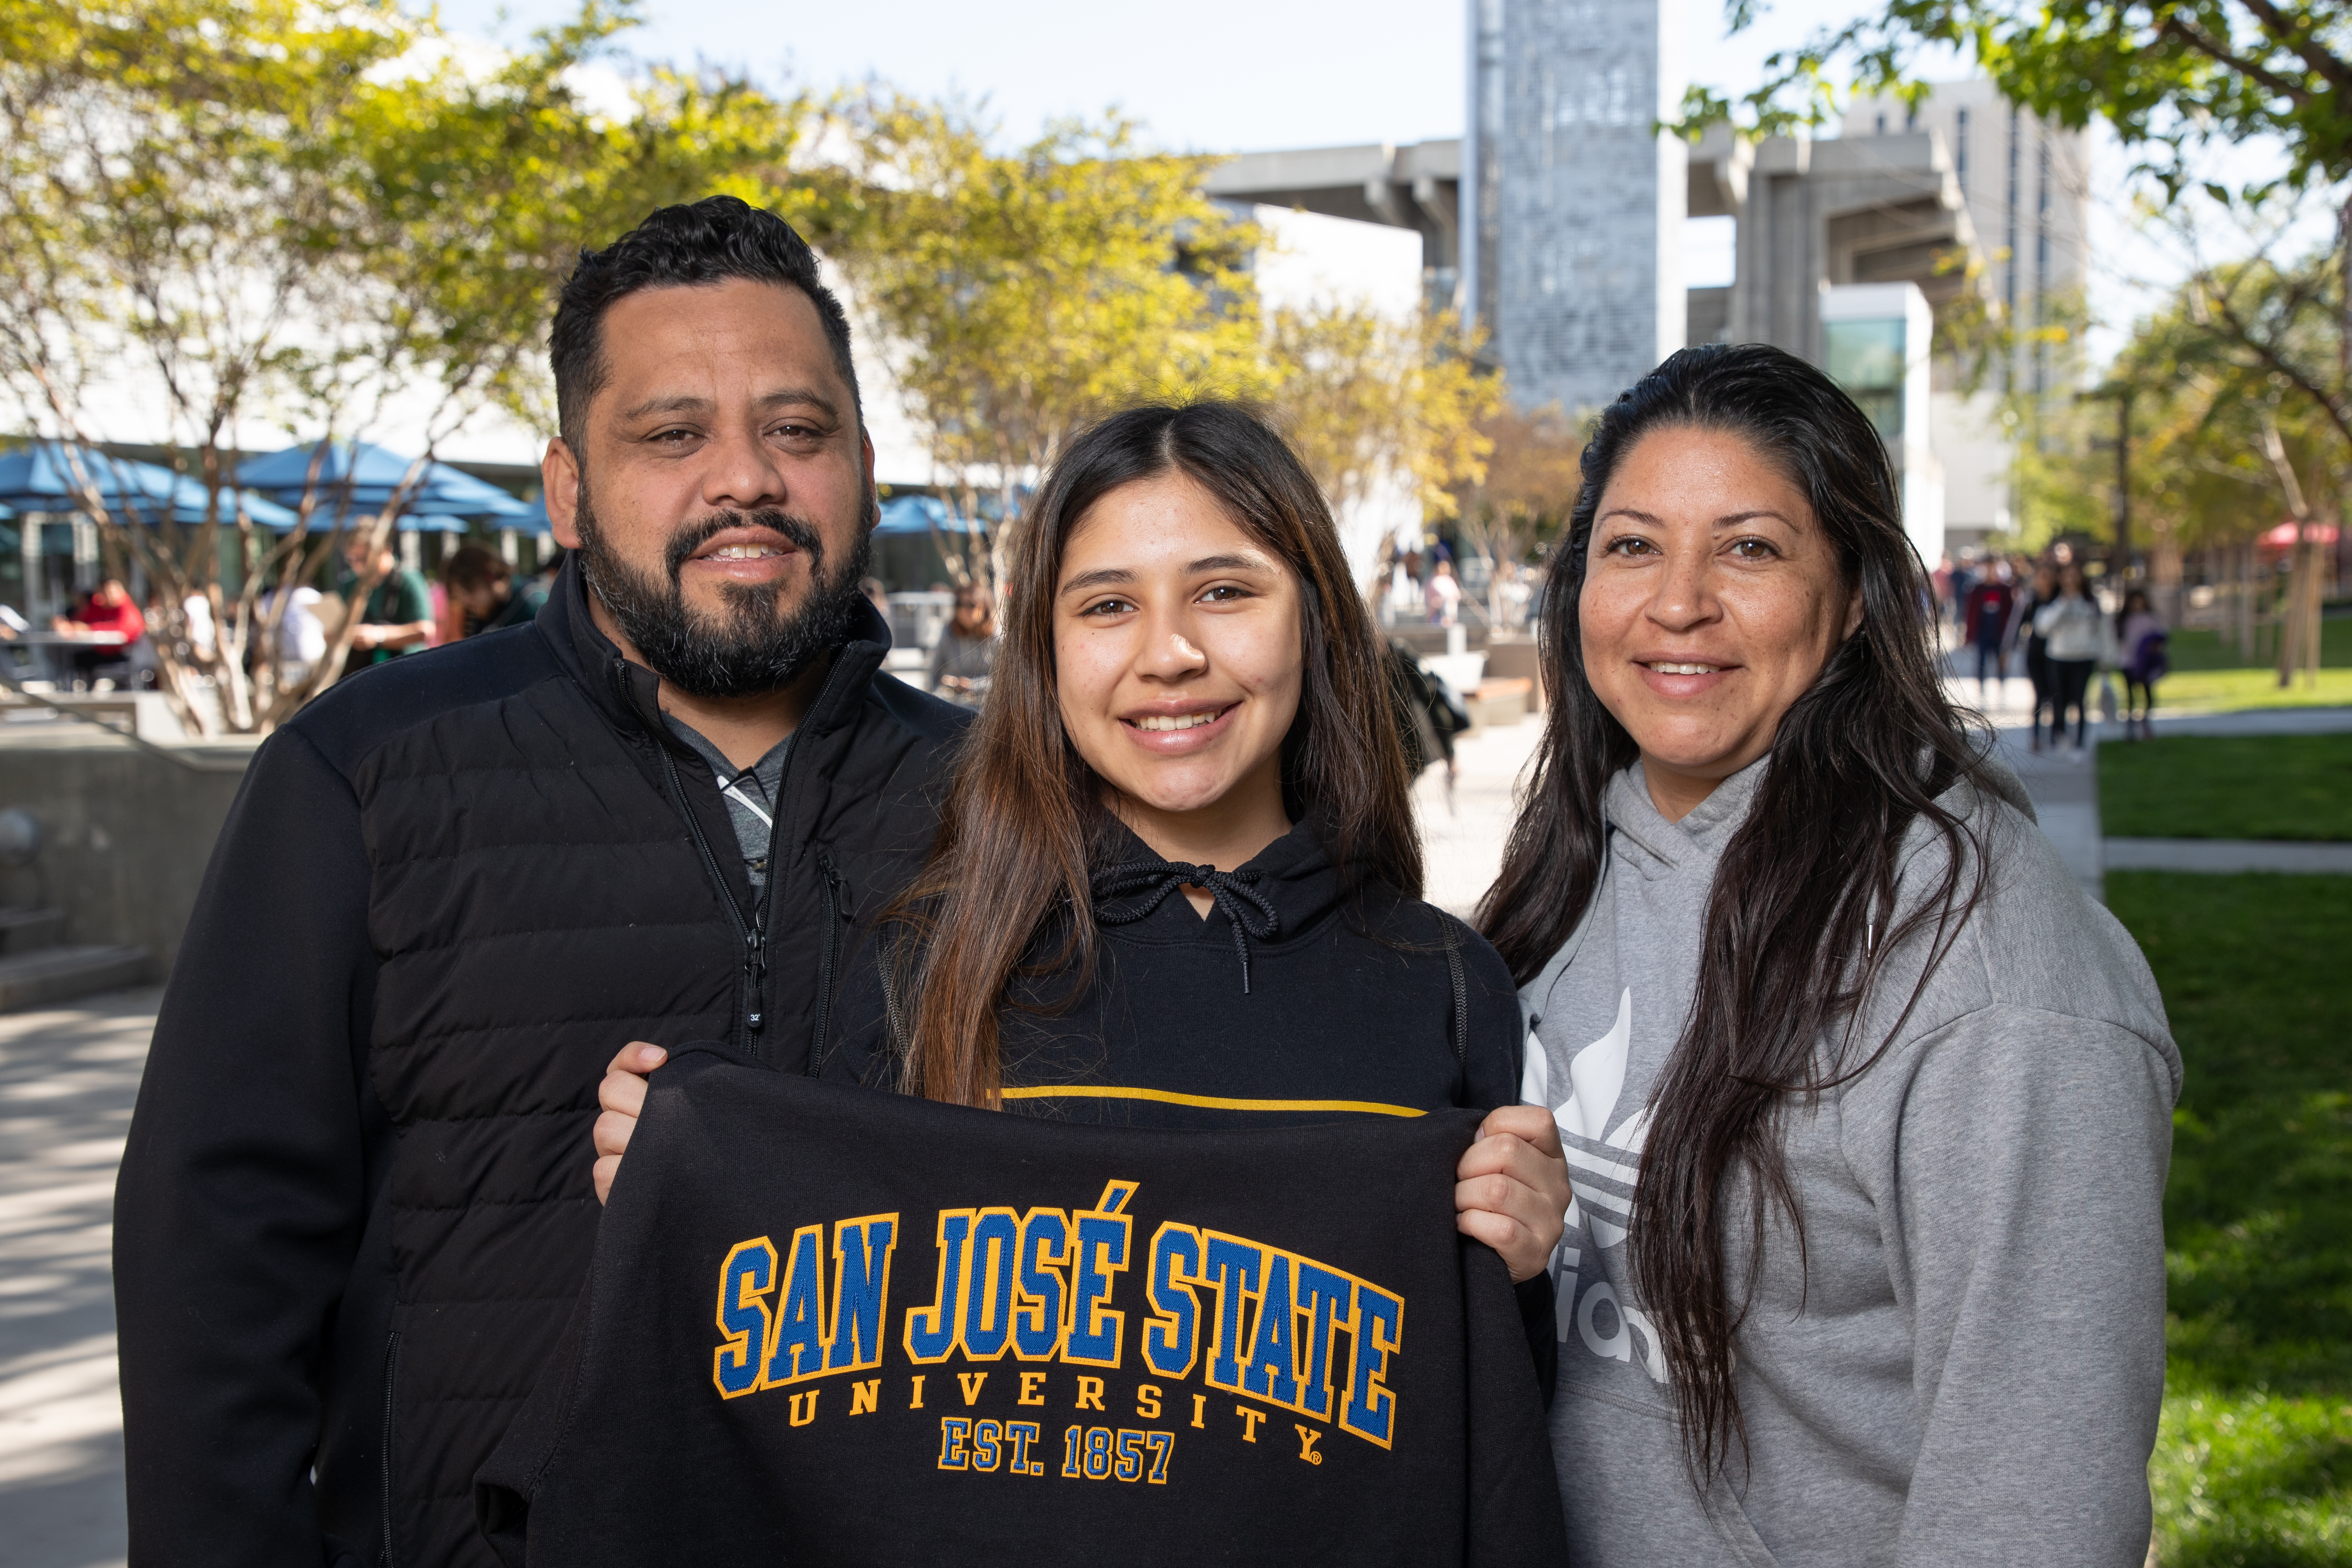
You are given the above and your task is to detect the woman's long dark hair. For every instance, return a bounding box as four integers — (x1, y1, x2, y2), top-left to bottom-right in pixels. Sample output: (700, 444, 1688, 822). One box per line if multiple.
(889, 401, 1421, 1106)
(1476, 343, 1989, 1482)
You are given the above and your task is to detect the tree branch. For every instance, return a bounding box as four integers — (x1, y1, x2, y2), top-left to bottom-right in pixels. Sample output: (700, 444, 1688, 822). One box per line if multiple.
(2159, 14, 2313, 105)
(2200, 268, 2352, 451)
(2230, 0, 2352, 97)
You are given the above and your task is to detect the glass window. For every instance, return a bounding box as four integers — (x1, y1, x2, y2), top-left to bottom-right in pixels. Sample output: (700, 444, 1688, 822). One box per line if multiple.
(1824, 318, 1906, 444)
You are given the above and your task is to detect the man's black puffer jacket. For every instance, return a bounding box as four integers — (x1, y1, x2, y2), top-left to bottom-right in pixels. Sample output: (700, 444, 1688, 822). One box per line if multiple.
(113, 558, 965, 1568)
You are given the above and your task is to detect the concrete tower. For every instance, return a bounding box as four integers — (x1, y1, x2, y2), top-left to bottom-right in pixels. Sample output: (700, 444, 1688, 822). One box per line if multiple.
(1467, 0, 1687, 412)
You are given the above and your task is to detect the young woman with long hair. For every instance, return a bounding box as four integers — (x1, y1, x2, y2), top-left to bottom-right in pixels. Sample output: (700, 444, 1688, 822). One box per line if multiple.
(1481, 344, 2178, 1564)
(2035, 559, 2103, 753)
(595, 400, 1568, 1293)
(2114, 585, 2168, 741)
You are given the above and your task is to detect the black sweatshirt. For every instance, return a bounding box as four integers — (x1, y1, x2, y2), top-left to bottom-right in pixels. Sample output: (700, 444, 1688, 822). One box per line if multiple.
(823, 814, 1559, 1396)
(477, 1051, 1569, 1565)
(821, 813, 1526, 1127)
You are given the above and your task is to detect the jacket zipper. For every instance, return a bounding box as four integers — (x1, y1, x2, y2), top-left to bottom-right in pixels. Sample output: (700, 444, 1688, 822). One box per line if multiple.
(377, 1330, 401, 1568)
(811, 849, 852, 1071)
(658, 745, 762, 1057)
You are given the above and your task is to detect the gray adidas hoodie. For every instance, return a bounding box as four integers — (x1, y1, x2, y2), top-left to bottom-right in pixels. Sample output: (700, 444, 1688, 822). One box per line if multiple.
(1520, 754, 2179, 1567)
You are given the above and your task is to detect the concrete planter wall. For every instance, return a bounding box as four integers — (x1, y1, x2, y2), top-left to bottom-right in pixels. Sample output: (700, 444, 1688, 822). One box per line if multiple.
(0, 729, 256, 978)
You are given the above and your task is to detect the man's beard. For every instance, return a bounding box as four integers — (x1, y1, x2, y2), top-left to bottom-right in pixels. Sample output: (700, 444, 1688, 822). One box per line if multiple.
(573, 480, 876, 700)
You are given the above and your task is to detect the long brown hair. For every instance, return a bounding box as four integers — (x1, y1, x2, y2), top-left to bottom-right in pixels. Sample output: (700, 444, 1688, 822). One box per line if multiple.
(889, 401, 1421, 1107)
(1477, 344, 1989, 1481)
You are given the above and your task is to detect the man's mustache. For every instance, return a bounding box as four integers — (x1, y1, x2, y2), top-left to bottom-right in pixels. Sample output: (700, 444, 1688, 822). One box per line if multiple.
(662, 510, 826, 583)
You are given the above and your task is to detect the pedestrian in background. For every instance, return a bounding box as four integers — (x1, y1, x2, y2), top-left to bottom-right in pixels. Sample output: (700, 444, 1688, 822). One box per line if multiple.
(338, 532, 434, 671)
(53, 576, 144, 687)
(2035, 560, 2102, 755)
(2016, 558, 2059, 753)
(1945, 550, 1978, 638)
(441, 544, 546, 637)
(1962, 557, 2014, 705)
(926, 580, 996, 706)
(1481, 343, 2177, 1565)
(260, 582, 328, 692)
(1426, 556, 1462, 625)
(2115, 586, 2168, 742)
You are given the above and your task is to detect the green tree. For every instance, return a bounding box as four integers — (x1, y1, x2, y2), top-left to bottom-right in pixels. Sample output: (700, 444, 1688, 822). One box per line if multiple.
(1264, 299, 1500, 591)
(0, 0, 824, 733)
(2120, 251, 2344, 678)
(834, 100, 1270, 588)
(1684, 1, 2351, 191)
(1445, 400, 1581, 628)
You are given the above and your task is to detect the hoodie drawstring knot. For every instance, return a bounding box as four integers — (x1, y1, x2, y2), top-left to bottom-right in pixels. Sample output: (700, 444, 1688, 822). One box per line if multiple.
(1090, 861, 1280, 994)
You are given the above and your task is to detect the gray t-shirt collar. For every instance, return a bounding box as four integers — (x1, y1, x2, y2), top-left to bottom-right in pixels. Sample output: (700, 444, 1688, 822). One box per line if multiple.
(664, 717, 792, 888)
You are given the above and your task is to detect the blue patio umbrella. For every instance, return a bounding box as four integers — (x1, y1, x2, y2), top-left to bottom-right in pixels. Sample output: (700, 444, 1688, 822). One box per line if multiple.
(0, 442, 299, 527)
(511, 495, 553, 536)
(236, 441, 534, 531)
(874, 494, 979, 534)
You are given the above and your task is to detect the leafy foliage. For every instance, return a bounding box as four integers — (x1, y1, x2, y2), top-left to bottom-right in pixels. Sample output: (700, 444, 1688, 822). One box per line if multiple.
(1265, 300, 1498, 537)
(0, 0, 827, 732)
(1445, 400, 1582, 623)
(835, 98, 1498, 592)
(1684, 1, 2352, 194)
(833, 100, 1271, 584)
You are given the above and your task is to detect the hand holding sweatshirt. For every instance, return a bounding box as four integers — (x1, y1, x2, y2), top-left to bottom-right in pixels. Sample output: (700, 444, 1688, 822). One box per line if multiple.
(1521, 755, 2179, 1567)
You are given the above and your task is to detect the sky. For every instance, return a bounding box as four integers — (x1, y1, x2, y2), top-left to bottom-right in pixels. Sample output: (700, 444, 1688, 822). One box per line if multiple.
(463, 0, 2293, 378)
(482, 0, 1867, 154)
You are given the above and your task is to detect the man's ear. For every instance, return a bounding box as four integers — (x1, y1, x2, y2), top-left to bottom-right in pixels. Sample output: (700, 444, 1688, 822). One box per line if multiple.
(544, 439, 583, 550)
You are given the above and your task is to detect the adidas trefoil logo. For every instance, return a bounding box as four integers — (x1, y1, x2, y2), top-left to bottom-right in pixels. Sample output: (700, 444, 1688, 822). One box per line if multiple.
(1522, 987, 1667, 1381)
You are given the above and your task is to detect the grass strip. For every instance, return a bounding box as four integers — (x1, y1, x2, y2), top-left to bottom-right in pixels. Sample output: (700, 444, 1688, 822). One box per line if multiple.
(2107, 871, 2352, 1566)
(2100, 735, 2352, 842)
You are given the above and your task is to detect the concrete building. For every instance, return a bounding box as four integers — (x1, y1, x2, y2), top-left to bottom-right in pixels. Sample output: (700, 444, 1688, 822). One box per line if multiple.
(1207, 33, 2090, 560)
(1465, 0, 1685, 413)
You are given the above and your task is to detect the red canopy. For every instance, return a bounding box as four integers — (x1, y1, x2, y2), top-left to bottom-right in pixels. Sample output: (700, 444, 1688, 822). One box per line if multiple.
(2260, 521, 2341, 549)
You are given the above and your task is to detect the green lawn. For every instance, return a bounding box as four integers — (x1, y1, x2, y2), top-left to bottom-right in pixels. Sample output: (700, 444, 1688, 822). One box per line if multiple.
(2163, 621, 2352, 674)
(2140, 620, 2352, 714)
(2157, 670, 2352, 714)
(2101, 735, 2352, 842)
(2107, 872, 2352, 1566)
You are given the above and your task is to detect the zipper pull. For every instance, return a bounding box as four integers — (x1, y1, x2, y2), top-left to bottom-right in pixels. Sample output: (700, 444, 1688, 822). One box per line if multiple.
(817, 849, 852, 917)
(744, 925, 764, 1033)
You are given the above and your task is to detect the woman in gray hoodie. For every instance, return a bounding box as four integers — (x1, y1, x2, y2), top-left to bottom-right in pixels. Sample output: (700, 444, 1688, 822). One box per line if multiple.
(1478, 343, 2179, 1567)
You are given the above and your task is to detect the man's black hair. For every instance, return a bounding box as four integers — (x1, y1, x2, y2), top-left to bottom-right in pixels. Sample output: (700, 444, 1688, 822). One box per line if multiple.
(549, 195, 860, 450)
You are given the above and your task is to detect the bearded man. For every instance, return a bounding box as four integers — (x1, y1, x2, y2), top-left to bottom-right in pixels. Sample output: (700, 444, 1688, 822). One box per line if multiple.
(113, 198, 965, 1568)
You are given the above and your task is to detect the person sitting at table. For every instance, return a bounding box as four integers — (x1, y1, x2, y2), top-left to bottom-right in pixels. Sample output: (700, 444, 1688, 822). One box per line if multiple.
(441, 544, 547, 637)
(340, 533, 434, 674)
(54, 577, 145, 686)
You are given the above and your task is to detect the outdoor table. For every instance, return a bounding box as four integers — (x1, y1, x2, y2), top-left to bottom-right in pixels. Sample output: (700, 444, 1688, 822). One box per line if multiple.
(4, 630, 130, 687)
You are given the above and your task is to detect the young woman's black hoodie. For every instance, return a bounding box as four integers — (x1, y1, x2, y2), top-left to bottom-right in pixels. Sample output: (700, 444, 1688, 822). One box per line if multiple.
(820, 812, 1524, 1124)
(817, 812, 1556, 1393)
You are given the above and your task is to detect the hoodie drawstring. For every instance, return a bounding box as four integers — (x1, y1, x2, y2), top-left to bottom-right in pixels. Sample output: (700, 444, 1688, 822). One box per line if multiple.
(1090, 861, 1280, 995)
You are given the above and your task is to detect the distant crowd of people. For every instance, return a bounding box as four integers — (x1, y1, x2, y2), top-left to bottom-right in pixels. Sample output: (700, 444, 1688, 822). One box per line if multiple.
(1932, 548, 2171, 750)
(15, 534, 559, 697)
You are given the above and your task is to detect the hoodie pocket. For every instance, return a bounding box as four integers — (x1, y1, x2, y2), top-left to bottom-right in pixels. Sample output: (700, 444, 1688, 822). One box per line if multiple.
(1701, 1471, 1784, 1568)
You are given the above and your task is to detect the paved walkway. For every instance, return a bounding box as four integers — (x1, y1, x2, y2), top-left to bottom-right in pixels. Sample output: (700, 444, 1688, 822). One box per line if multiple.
(1944, 656, 2352, 897)
(2105, 838, 2352, 874)
(0, 986, 154, 1568)
(1413, 716, 1543, 919)
(1419, 683, 2352, 914)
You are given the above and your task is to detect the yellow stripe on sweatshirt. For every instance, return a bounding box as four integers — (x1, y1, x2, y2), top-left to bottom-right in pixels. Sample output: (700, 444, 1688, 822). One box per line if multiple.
(998, 1085, 1426, 1118)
